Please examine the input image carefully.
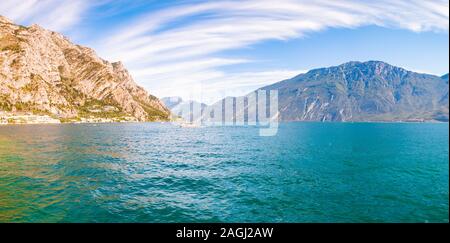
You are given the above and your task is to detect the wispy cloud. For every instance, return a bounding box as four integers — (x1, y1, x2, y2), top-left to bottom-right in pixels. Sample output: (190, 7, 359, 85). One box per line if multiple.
(151, 69, 304, 104)
(93, 0, 448, 101)
(0, 0, 92, 31)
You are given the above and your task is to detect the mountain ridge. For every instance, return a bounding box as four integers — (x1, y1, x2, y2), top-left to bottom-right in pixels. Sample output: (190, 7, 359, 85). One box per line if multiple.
(0, 16, 170, 123)
(258, 60, 449, 122)
(188, 61, 448, 123)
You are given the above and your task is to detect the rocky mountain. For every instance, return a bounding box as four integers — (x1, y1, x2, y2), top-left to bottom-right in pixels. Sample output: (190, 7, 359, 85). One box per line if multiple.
(207, 61, 448, 123)
(260, 61, 449, 122)
(0, 16, 170, 122)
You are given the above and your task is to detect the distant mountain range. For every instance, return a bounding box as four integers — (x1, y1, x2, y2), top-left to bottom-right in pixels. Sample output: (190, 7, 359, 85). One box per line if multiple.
(161, 97, 207, 121)
(165, 61, 449, 122)
(0, 16, 170, 122)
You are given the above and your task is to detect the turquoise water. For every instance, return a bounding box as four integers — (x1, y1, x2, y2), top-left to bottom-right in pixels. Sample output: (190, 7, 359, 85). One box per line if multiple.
(0, 123, 448, 222)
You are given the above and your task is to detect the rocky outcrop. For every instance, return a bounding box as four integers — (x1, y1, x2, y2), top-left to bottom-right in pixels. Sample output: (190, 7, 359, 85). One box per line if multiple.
(0, 16, 170, 122)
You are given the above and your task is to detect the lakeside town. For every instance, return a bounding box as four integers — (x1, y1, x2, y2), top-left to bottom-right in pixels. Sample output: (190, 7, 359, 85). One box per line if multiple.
(0, 111, 139, 125)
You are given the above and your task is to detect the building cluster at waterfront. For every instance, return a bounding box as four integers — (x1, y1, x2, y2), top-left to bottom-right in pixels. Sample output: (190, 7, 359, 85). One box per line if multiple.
(0, 111, 139, 125)
(0, 111, 60, 124)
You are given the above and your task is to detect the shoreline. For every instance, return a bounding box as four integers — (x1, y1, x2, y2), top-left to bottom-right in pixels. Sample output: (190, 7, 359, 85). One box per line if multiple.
(0, 120, 447, 126)
(0, 120, 173, 126)
(0, 112, 171, 126)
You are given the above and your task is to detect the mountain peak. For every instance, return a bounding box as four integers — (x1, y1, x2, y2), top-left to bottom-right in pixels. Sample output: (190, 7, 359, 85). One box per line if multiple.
(304, 60, 411, 80)
(338, 60, 399, 70)
(0, 15, 12, 24)
(29, 23, 46, 31)
(346, 60, 407, 74)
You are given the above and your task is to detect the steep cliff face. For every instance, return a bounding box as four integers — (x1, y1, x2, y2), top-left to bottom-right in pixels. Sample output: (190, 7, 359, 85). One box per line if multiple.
(259, 61, 449, 122)
(0, 16, 170, 122)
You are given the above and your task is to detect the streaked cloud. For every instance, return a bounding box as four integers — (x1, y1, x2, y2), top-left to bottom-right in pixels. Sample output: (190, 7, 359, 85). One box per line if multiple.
(93, 0, 448, 101)
(0, 0, 95, 32)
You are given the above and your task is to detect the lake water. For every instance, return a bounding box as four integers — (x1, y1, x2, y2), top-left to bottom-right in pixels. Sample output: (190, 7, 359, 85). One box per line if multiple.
(0, 123, 448, 222)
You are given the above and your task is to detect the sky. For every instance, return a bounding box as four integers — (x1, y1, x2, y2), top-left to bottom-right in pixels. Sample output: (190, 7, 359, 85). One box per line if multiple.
(0, 0, 448, 104)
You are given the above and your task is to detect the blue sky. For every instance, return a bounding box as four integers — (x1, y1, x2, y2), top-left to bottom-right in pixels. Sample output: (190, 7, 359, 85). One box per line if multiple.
(1, 0, 448, 103)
